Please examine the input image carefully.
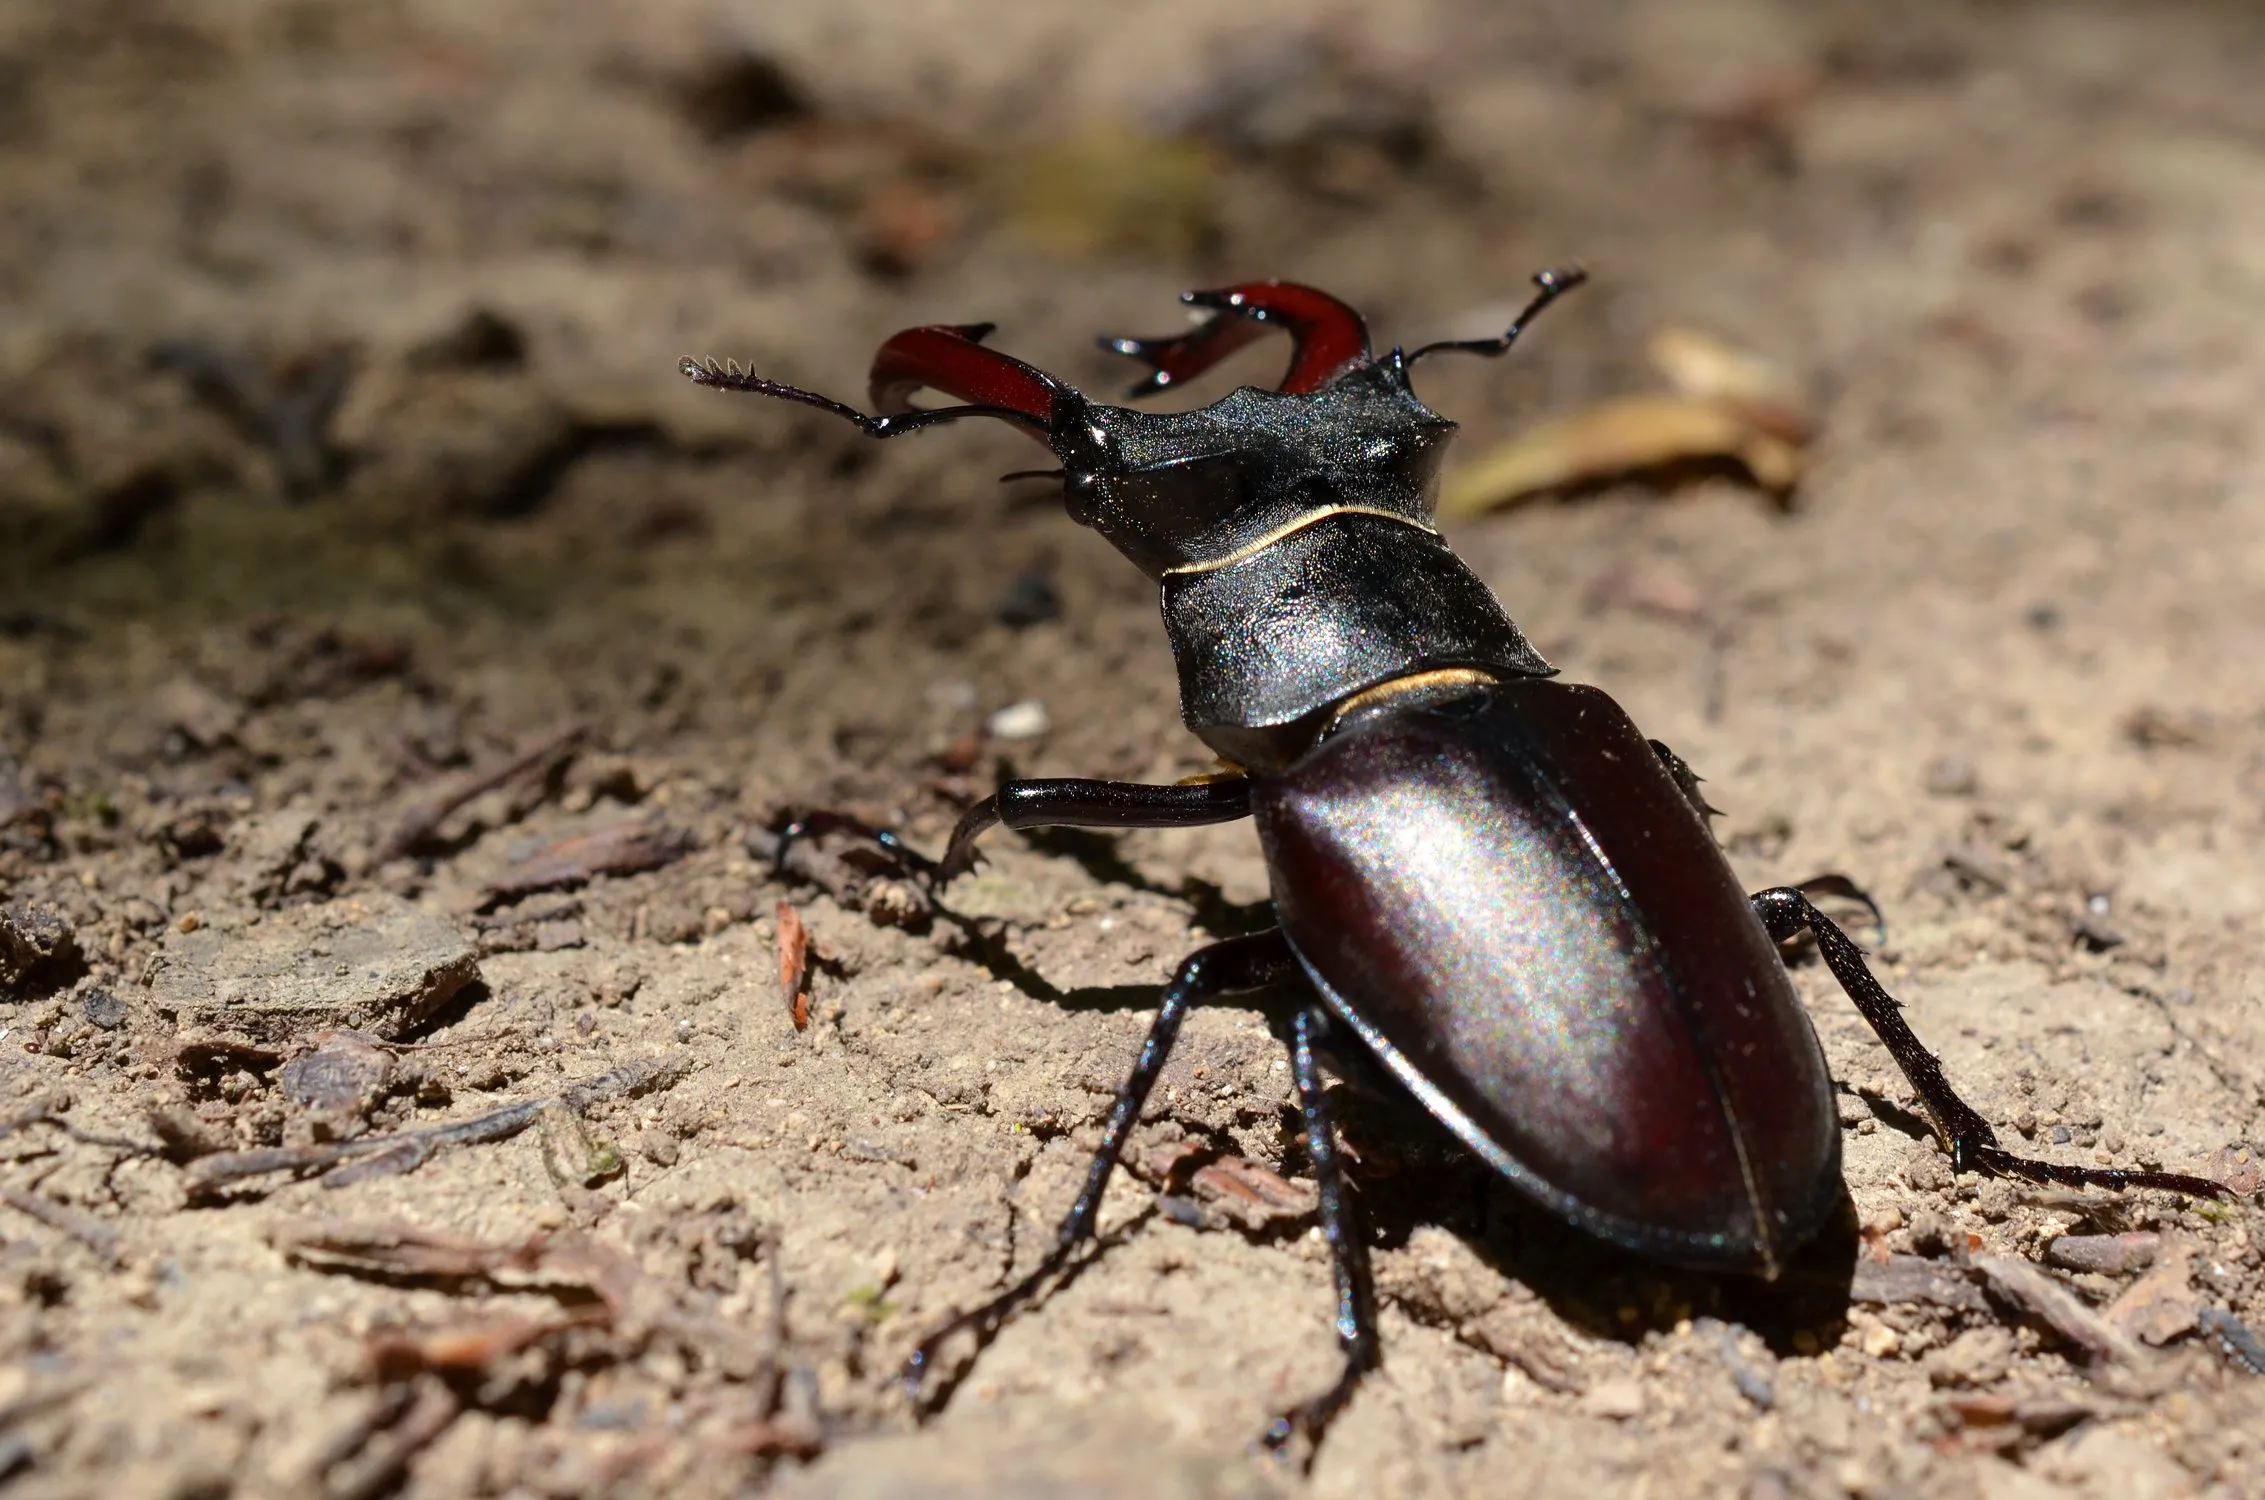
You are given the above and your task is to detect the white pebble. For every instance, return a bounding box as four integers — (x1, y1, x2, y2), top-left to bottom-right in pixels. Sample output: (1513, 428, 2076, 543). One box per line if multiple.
(987, 700, 1051, 740)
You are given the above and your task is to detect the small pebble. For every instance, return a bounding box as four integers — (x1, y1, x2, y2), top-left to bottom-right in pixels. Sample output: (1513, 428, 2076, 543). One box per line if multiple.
(987, 700, 1051, 740)
(993, 573, 1061, 628)
(82, 989, 128, 1030)
(1923, 756, 1977, 796)
(1580, 1378, 1645, 1420)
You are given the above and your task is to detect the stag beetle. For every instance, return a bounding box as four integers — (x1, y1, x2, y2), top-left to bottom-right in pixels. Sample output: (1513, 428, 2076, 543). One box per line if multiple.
(682, 272, 2225, 1452)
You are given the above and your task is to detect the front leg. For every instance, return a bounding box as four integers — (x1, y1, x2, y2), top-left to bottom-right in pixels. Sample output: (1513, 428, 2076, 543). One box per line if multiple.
(771, 775, 1252, 886)
(937, 775, 1253, 878)
(1751, 887, 2226, 1198)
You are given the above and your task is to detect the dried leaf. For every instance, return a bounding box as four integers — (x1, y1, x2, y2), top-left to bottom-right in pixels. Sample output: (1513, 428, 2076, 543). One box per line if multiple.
(1647, 326, 1812, 442)
(1437, 394, 1804, 518)
(775, 899, 811, 1030)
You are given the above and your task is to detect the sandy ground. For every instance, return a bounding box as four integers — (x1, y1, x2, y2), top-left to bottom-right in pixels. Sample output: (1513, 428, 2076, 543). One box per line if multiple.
(1, 1, 2263, 1496)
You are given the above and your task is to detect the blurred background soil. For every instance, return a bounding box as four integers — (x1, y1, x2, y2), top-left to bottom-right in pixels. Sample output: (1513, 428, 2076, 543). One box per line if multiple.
(1, 1, 2263, 1496)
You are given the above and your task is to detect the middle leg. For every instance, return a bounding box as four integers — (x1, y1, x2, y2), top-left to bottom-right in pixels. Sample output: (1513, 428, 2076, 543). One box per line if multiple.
(1263, 1001, 1382, 1457)
(904, 927, 1300, 1398)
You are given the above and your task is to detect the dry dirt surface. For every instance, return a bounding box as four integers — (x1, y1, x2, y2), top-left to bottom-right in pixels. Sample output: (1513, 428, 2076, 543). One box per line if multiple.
(3, 2, 2264, 1497)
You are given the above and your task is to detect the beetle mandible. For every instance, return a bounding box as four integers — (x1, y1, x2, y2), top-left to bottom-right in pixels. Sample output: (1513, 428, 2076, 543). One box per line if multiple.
(682, 271, 2226, 1452)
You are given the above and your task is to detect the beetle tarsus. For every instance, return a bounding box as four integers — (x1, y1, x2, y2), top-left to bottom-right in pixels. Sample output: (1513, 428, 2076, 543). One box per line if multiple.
(1749, 887, 2228, 1200)
(1790, 871, 1887, 946)
(901, 931, 1300, 1413)
(1263, 1003, 1381, 1464)
(770, 809, 943, 885)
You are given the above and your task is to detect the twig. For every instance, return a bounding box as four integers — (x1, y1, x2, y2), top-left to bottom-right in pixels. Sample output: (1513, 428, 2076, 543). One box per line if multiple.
(376, 725, 585, 862)
(184, 1056, 686, 1199)
(320, 1375, 462, 1500)
(0, 1109, 162, 1157)
(1973, 1255, 2148, 1367)
(0, 1183, 121, 1264)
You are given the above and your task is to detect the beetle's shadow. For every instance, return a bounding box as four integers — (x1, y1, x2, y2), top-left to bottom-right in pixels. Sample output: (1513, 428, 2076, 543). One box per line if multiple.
(1019, 826, 1278, 939)
(1256, 999, 1859, 1358)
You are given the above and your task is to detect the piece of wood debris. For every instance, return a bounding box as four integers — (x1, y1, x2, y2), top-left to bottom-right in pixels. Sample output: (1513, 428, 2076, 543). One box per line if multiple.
(480, 817, 694, 906)
(1848, 1253, 1990, 1314)
(146, 891, 478, 1045)
(1972, 1255, 2148, 1366)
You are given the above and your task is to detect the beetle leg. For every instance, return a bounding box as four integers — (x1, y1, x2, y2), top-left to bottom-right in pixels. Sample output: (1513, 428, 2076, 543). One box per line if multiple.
(1788, 872, 1886, 945)
(1646, 738, 1722, 824)
(768, 809, 941, 882)
(935, 775, 1253, 879)
(770, 776, 1251, 889)
(1751, 888, 2228, 1199)
(903, 929, 1300, 1406)
(1263, 1002, 1381, 1461)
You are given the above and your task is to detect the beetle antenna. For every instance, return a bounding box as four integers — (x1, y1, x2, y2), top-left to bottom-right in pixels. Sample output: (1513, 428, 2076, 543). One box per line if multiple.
(679, 357, 1043, 439)
(682, 321, 1067, 442)
(1403, 266, 1589, 370)
(998, 468, 1067, 484)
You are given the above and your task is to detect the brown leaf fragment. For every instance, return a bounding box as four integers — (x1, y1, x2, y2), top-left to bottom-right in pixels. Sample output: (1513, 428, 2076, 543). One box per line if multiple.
(1186, 1155, 1318, 1230)
(1439, 325, 1813, 518)
(1939, 1392, 2091, 1449)
(2105, 1235, 2201, 1346)
(377, 725, 585, 863)
(481, 817, 693, 905)
(775, 899, 810, 1031)
(1973, 1255, 2148, 1366)
(1849, 1254, 1990, 1314)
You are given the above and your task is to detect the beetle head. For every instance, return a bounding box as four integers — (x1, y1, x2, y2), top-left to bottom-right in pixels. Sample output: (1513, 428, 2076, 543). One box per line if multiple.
(681, 271, 1582, 580)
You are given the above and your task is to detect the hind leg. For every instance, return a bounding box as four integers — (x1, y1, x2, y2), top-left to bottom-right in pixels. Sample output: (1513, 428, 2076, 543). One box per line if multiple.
(1751, 887, 2224, 1197)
